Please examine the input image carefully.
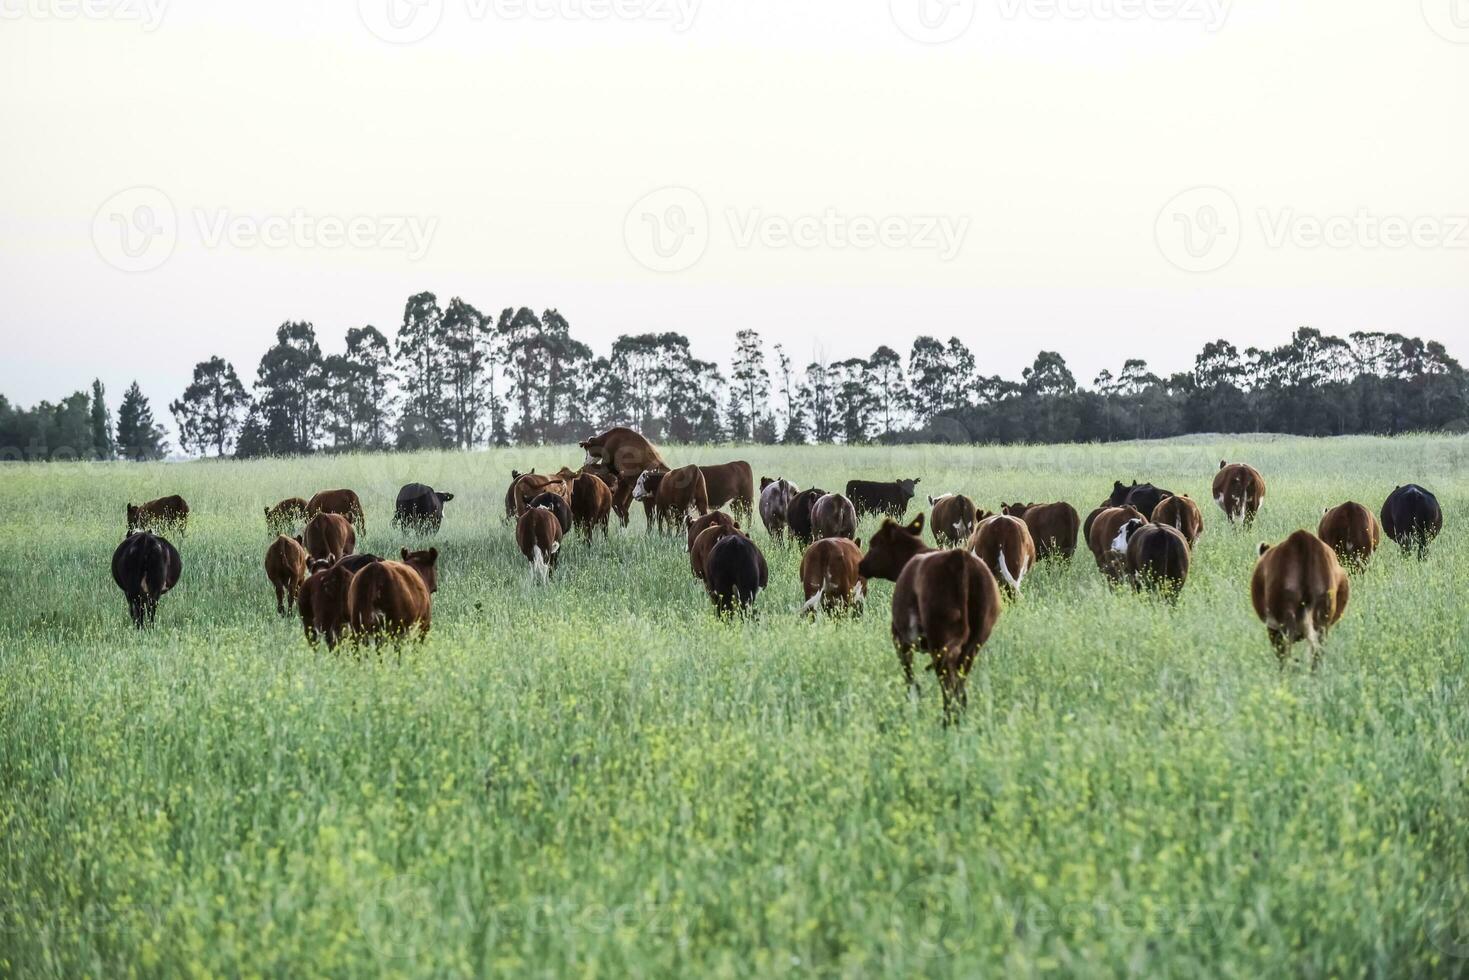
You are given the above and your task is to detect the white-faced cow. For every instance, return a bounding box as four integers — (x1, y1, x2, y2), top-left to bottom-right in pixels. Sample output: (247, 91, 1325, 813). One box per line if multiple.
(1213, 462, 1266, 527)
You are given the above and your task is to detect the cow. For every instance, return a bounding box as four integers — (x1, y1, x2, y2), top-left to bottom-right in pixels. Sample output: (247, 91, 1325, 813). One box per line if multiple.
(111, 531, 182, 628)
(508, 470, 575, 518)
(690, 523, 740, 581)
(798, 538, 866, 616)
(1381, 484, 1443, 559)
(856, 513, 932, 583)
(1318, 501, 1381, 570)
(1088, 505, 1144, 580)
(1151, 494, 1204, 546)
(1082, 505, 1107, 555)
(759, 478, 799, 541)
(929, 494, 978, 547)
(811, 493, 858, 541)
(633, 465, 708, 534)
(264, 497, 309, 535)
(846, 478, 920, 519)
(516, 506, 562, 583)
(393, 483, 454, 534)
(570, 471, 614, 542)
(859, 514, 1001, 723)
(704, 533, 768, 616)
(965, 514, 1037, 597)
(699, 461, 756, 523)
(1001, 501, 1080, 560)
(581, 428, 668, 527)
(1213, 462, 1265, 527)
(264, 534, 308, 616)
(299, 556, 379, 649)
(1107, 481, 1173, 520)
(1114, 520, 1190, 598)
(347, 547, 439, 642)
(787, 488, 827, 546)
(307, 489, 366, 536)
(303, 512, 356, 564)
(687, 511, 739, 552)
(126, 495, 189, 537)
(527, 492, 572, 535)
(1251, 530, 1350, 666)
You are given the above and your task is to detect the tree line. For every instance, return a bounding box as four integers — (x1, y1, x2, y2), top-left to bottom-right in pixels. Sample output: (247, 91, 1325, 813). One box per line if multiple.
(2, 291, 1465, 461)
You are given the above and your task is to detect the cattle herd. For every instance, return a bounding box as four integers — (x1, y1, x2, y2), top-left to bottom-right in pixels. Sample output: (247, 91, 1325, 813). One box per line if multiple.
(111, 429, 1447, 719)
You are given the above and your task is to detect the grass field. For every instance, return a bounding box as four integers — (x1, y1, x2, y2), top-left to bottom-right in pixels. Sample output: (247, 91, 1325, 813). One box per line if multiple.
(2, 435, 1468, 978)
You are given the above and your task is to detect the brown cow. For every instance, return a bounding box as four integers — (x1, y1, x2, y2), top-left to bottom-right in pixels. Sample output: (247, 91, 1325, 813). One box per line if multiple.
(690, 523, 740, 581)
(303, 512, 356, 564)
(787, 488, 828, 546)
(126, 495, 190, 537)
(1318, 501, 1381, 570)
(348, 548, 439, 642)
(699, 461, 756, 523)
(687, 511, 739, 552)
(929, 494, 978, 547)
(571, 471, 614, 542)
(1117, 519, 1190, 598)
(264, 534, 308, 615)
(265, 497, 309, 534)
(509, 470, 575, 518)
(811, 493, 858, 541)
(633, 465, 709, 534)
(1088, 505, 1144, 580)
(299, 557, 362, 649)
(581, 428, 667, 526)
(1151, 494, 1204, 546)
(307, 489, 366, 536)
(799, 538, 866, 616)
(1251, 530, 1350, 666)
(965, 514, 1037, 597)
(1001, 501, 1079, 560)
(859, 514, 1002, 722)
(516, 506, 563, 583)
(1213, 462, 1265, 526)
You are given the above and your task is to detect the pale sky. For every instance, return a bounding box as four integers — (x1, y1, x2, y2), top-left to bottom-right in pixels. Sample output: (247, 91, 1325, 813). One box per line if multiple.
(2, 0, 1467, 412)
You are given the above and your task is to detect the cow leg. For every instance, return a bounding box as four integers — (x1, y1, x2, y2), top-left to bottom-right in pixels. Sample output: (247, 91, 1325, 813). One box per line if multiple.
(895, 643, 918, 694)
(1269, 628, 1289, 666)
(274, 583, 287, 616)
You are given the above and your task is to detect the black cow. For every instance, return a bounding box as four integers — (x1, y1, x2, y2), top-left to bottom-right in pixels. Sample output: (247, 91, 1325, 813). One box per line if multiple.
(393, 483, 455, 534)
(528, 491, 572, 535)
(846, 478, 920, 518)
(1381, 484, 1443, 559)
(704, 534, 768, 616)
(1107, 480, 1174, 520)
(787, 488, 827, 545)
(111, 532, 182, 628)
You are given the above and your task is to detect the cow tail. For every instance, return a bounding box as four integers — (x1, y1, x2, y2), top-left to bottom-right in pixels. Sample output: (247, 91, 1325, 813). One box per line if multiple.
(351, 565, 385, 633)
(800, 573, 830, 615)
(996, 549, 1020, 591)
(531, 546, 548, 583)
(139, 538, 166, 597)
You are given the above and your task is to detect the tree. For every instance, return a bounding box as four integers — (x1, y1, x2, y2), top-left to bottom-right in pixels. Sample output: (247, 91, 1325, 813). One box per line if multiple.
(170, 356, 250, 457)
(729, 329, 770, 442)
(440, 297, 495, 449)
(907, 336, 947, 423)
(395, 292, 450, 447)
(89, 379, 113, 460)
(773, 344, 806, 444)
(833, 358, 876, 444)
(254, 322, 325, 454)
(321, 326, 395, 451)
(115, 381, 168, 460)
(867, 345, 906, 437)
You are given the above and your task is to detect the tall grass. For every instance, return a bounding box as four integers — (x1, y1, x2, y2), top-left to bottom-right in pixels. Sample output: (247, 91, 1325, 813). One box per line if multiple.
(2, 435, 1467, 977)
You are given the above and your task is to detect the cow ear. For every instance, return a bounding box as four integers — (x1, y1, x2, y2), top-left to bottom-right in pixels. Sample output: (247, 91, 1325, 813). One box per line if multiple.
(428, 547, 438, 562)
(440, 493, 454, 502)
(401, 548, 410, 561)
(295, 536, 304, 546)
(1257, 542, 1271, 556)
(760, 477, 772, 489)
(906, 514, 925, 534)
(853, 538, 862, 548)
(1219, 460, 1227, 469)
